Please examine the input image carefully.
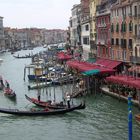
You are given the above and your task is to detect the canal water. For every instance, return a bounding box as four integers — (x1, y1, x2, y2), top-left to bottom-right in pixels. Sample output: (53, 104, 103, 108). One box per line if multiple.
(0, 47, 139, 140)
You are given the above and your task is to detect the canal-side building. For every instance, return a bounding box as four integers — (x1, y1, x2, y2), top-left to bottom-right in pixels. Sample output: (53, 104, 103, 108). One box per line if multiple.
(89, 0, 102, 58)
(69, 4, 81, 47)
(80, 0, 90, 60)
(0, 16, 5, 51)
(110, 0, 134, 63)
(96, 0, 112, 59)
(130, 0, 140, 64)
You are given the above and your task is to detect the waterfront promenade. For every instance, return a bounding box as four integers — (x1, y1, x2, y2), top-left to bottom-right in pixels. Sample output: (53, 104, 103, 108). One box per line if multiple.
(101, 86, 139, 107)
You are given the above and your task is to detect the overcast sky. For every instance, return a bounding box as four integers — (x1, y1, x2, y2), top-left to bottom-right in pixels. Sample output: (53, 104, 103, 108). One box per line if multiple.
(0, 0, 80, 29)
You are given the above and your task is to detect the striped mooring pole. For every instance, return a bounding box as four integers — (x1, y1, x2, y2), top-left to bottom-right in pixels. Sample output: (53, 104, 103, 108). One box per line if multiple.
(128, 94, 132, 140)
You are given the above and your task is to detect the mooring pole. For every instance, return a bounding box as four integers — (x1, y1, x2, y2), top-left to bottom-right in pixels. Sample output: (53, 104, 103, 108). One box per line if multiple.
(128, 94, 132, 140)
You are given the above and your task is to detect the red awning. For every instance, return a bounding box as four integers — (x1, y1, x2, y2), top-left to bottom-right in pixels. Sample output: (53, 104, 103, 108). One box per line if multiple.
(95, 58, 122, 69)
(106, 75, 140, 89)
(57, 52, 72, 60)
(66, 60, 115, 74)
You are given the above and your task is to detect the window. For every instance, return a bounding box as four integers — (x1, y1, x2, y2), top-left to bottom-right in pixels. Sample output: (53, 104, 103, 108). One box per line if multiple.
(123, 39, 127, 48)
(121, 39, 123, 47)
(116, 38, 119, 45)
(121, 22, 127, 32)
(128, 39, 133, 49)
(129, 5, 132, 16)
(83, 37, 89, 45)
(111, 38, 114, 45)
(116, 23, 119, 32)
(124, 22, 127, 32)
(121, 22, 123, 32)
(129, 21, 133, 32)
(134, 6, 137, 17)
(117, 9, 119, 16)
(111, 23, 114, 32)
(123, 50, 126, 60)
(135, 24, 137, 35)
(85, 25, 89, 31)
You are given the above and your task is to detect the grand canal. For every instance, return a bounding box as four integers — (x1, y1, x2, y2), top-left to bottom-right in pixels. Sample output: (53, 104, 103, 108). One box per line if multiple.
(0, 47, 140, 140)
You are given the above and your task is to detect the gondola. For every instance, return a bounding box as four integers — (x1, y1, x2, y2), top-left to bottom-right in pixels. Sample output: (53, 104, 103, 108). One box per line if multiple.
(25, 94, 85, 109)
(4, 88, 16, 99)
(0, 103, 84, 116)
(28, 81, 52, 90)
(13, 55, 32, 59)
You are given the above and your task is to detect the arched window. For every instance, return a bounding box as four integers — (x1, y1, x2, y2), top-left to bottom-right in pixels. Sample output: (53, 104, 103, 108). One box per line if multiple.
(111, 23, 114, 32)
(116, 23, 119, 32)
(121, 22, 123, 32)
(124, 22, 127, 32)
(135, 24, 137, 35)
(135, 47, 138, 57)
(129, 21, 133, 32)
(121, 21, 127, 32)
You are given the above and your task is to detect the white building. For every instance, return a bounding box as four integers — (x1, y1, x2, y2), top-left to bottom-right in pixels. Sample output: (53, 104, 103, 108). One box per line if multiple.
(81, 16, 90, 60)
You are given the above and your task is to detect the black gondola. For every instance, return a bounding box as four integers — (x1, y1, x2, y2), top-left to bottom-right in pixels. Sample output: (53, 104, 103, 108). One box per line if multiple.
(0, 103, 85, 116)
(25, 94, 85, 110)
(4, 88, 16, 99)
(13, 55, 32, 59)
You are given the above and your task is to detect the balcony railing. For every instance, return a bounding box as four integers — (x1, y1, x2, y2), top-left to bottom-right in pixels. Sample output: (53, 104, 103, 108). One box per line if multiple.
(128, 13, 132, 17)
(97, 23, 107, 28)
(130, 56, 140, 64)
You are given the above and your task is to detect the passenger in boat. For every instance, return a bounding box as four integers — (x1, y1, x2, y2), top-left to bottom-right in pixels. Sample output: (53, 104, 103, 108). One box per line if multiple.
(79, 79, 84, 90)
(66, 92, 71, 108)
(51, 100, 55, 105)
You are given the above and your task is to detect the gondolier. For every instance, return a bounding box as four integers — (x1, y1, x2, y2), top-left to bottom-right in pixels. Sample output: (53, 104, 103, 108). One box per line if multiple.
(0, 76, 4, 88)
(66, 92, 71, 108)
(37, 90, 41, 101)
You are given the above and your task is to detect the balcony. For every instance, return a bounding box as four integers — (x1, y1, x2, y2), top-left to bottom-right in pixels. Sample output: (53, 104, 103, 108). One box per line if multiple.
(97, 23, 107, 28)
(130, 56, 140, 64)
(128, 45, 133, 50)
(96, 9, 110, 16)
(133, 34, 140, 39)
(133, 14, 138, 19)
(128, 13, 132, 17)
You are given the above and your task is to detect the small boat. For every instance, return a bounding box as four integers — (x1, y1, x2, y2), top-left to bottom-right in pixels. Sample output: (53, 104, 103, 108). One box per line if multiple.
(28, 81, 52, 90)
(25, 94, 85, 109)
(13, 55, 32, 59)
(0, 58, 3, 63)
(25, 94, 66, 109)
(0, 103, 84, 116)
(4, 88, 16, 99)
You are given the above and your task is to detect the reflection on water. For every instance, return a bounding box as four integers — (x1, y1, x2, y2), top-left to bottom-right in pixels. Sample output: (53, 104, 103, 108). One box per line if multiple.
(0, 47, 140, 140)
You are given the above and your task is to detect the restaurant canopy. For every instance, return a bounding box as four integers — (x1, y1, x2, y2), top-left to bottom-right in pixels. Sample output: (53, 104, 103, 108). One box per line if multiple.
(66, 60, 115, 75)
(57, 52, 72, 60)
(106, 75, 140, 89)
(95, 58, 122, 69)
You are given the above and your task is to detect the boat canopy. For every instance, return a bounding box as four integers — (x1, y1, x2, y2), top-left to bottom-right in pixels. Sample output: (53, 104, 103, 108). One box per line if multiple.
(57, 52, 72, 60)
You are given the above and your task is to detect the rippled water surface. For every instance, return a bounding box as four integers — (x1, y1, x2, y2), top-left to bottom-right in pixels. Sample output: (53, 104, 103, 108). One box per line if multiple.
(0, 47, 140, 140)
